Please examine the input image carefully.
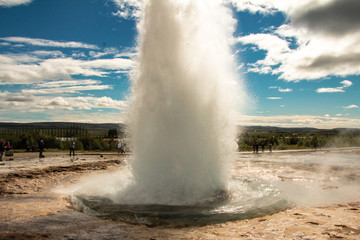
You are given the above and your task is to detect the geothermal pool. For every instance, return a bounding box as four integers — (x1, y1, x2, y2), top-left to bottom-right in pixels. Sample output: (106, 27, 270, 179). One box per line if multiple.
(69, 149, 360, 226)
(71, 175, 287, 226)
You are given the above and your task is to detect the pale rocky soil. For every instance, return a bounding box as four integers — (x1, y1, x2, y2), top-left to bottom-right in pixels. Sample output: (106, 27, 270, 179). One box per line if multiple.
(0, 150, 359, 239)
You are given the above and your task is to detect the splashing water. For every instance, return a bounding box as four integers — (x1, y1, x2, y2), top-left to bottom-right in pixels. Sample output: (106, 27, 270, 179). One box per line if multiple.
(70, 0, 288, 225)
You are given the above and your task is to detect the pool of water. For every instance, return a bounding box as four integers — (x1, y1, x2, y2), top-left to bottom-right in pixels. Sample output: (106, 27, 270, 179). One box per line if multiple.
(71, 176, 289, 226)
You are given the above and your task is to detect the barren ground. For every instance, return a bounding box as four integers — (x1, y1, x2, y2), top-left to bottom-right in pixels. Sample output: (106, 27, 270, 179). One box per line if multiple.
(0, 150, 359, 239)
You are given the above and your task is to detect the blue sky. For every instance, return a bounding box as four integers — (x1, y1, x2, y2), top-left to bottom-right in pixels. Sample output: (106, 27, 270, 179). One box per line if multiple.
(0, 0, 359, 128)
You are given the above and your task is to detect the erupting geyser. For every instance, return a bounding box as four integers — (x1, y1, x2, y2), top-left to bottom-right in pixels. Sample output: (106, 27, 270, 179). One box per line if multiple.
(125, 0, 239, 205)
(71, 0, 287, 226)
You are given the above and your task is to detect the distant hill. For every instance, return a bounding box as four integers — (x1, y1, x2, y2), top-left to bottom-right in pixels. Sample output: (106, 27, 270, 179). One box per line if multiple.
(240, 125, 317, 131)
(0, 122, 124, 131)
(0, 122, 358, 133)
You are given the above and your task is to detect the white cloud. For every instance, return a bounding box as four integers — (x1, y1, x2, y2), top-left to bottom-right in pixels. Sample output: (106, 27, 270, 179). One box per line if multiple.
(111, 0, 143, 19)
(237, 33, 290, 67)
(278, 88, 292, 92)
(35, 79, 101, 88)
(39, 96, 128, 111)
(316, 87, 344, 93)
(89, 48, 119, 58)
(0, 0, 32, 7)
(234, 0, 360, 81)
(268, 86, 293, 92)
(0, 37, 98, 49)
(0, 54, 134, 84)
(237, 114, 360, 129)
(226, 0, 278, 14)
(290, 0, 360, 38)
(114, 0, 360, 81)
(32, 50, 64, 58)
(340, 80, 352, 88)
(0, 90, 128, 112)
(343, 105, 359, 109)
(49, 111, 127, 123)
(22, 85, 113, 95)
(267, 97, 282, 100)
(316, 80, 352, 93)
(82, 58, 133, 70)
(72, 52, 87, 58)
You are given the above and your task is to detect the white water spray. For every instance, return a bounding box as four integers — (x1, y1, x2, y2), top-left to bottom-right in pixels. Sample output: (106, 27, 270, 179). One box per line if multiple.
(122, 0, 241, 205)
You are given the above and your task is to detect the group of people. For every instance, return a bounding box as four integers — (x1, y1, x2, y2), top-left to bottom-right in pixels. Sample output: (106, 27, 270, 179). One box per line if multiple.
(0, 141, 12, 161)
(40, 139, 76, 158)
(38, 139, 76, 158)
(253, 142, 273, 153)
(39, 139, 124, 157)
(0, 139, 125, 161)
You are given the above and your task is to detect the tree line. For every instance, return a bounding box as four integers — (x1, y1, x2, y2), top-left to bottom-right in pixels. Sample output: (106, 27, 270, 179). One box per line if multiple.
(1, 123, 359, 152)
(237, 127, 360, 151)
(0, 124, 126, 152)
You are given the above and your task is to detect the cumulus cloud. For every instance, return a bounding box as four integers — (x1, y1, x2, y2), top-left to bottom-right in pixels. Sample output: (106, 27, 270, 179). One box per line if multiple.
(0, 37, 98, 49)
(0, 0, 32, 7)
(291, 0, 360, 37)
(113, 0, 360, 81)
(234, 0, 360, 81)
(316, 80, 352, 93)
(237, 33, 290, 67)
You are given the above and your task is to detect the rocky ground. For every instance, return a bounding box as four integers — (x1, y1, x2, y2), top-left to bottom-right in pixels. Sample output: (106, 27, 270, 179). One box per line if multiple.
(0, 150, 359, 239)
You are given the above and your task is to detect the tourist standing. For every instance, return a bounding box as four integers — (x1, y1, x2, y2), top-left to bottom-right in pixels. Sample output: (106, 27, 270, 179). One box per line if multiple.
(5, 141, 10, 152)
(38, 139, 45, 158)
(0, 141, 4, 161)
(5, 141, 13, 156)
(117, 141, 122, 154)
(69, 140, 75, 156)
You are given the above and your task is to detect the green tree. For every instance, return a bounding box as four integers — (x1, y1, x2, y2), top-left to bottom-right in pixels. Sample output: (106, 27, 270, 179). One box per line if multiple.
(107, 129, 118, 138)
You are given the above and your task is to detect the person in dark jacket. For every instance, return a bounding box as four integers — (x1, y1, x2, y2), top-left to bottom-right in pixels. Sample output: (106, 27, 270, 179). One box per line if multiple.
(5, 141, 10, 152)
(0, 141, 4, 161)
(69, 140, 75, 156)
(39, 139, 45, 158)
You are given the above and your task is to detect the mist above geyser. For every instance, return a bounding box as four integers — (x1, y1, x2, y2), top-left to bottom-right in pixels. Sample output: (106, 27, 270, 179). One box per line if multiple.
(123, 0, 241, 205)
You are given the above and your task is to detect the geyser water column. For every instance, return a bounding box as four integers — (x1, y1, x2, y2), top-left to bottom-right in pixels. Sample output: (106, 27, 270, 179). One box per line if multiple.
(69, 0, 289, 225)
(70, 0, 287, 226)
(126, 0, 240, 205)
